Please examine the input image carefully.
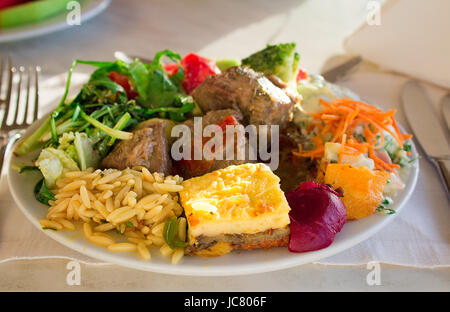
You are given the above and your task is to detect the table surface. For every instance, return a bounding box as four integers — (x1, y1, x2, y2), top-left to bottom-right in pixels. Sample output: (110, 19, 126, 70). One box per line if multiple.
(0, 0, 448, 291)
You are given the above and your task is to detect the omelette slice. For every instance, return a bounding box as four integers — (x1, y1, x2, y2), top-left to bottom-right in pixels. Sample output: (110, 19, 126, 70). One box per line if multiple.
(179, 163, 291, 257)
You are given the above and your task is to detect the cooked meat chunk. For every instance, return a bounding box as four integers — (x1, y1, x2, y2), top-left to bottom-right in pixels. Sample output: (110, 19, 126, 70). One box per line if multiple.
(174, 109, 252, 178)
(182, 108, 243, 130)
(100, 119, 171, 175)
(274, 124, 312, 191)
(191, 66, 299, 128)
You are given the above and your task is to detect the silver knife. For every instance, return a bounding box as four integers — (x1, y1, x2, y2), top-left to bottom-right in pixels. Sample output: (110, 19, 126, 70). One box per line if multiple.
(401, 80, 450, 196)
(441, 94, 450, 131)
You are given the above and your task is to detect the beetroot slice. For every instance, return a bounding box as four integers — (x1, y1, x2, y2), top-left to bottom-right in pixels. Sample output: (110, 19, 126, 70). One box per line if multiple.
(286, 183, 347, 253)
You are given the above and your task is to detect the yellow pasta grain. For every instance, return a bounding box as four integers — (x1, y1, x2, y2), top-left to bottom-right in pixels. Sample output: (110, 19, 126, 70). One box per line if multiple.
(147, 234, 165, 246)
(83, 223, 92, 238)
(177, 217, 187, 242)
(171, 249, 185, 265)
(141, 167, 154, 182)
(88, 233, 115, 247)
(151, 222, 165, 236)
(80, 185, 91, 208)
(137, 243, 151, 260)
(39, 219, 63, 230)
(97, 170, 122, 185)
(62, 180, 86, 192)
(54, 218, 76, 231)
(105, 197, 114, 212)
(94, 223, 116, 232)
(107, 243, 137, 252)
(160, 243, 174, 257)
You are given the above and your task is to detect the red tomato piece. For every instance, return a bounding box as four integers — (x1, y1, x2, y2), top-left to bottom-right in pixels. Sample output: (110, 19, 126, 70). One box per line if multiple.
(217, 115, 239, 131)
(296, 68, 308, 82)
(109, 71, 138, 99)
(180, 53, 220, 94)
(163, 63, 180, 76)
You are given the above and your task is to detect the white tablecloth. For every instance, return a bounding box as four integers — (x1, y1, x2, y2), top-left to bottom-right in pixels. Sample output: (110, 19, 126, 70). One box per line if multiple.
(1, 69, 449, 268)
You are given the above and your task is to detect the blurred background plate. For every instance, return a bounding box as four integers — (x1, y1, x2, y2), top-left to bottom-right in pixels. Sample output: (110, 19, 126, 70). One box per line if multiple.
(0, 0, 111, 43)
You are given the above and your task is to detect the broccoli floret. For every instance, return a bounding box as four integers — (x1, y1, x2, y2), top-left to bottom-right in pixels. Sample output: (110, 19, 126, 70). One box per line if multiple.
(242, 42, 300, 85)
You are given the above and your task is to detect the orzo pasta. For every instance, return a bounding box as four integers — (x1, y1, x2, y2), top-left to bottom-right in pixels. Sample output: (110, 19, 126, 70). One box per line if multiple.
(40, 167, 186, 264)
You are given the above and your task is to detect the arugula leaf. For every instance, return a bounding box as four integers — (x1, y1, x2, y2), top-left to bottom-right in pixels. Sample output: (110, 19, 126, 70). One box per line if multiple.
(136, 95, 195, 121)
(34, 178, 56, 206)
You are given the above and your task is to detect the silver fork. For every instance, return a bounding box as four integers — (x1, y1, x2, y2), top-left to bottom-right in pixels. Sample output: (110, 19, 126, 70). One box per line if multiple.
(0, 56, 40, 175)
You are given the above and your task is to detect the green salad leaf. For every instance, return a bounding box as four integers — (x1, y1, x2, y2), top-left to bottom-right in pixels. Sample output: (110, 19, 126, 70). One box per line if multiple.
(34, 178, 56, 206)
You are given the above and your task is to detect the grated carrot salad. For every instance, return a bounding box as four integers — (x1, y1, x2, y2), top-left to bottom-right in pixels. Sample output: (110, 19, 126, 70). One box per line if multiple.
(293, 98, 413, 172)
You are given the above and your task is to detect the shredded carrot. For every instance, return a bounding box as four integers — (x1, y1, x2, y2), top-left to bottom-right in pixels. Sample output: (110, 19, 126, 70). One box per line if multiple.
(295, 98, 412, 173)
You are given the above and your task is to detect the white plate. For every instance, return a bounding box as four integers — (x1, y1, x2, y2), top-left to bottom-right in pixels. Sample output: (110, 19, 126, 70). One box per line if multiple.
(7, 88, 419, 277)
(0, 0, 110, 43)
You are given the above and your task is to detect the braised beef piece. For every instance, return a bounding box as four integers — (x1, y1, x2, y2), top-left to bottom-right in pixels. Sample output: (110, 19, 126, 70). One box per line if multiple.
(174, 109, 252, 178)
(182, 108, 243, 130)
(191, 66, 300, 128)
(100, 119, 172, 175)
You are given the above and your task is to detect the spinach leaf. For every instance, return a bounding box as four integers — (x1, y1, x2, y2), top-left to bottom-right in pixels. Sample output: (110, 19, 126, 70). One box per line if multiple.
(128, 60, 150, 101)
(141, 49, 184, 108)
(34, 178, 56, 206)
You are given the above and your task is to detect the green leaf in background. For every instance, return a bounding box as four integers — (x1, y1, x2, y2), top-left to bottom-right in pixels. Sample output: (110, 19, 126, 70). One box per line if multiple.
(0, 0, 73, 28)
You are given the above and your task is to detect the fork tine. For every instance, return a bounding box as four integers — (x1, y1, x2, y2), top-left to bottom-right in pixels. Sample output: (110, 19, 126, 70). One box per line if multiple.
(23, 67, 31, 125)
(32, 66, 40, 122)
(12, 66, 23, 126)
(3, 56, 13, 127)
(0, 55, 3, 97)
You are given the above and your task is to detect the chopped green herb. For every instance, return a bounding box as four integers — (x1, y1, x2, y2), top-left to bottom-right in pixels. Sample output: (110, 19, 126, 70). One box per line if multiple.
(377, 197, 395, 215)
(125, 221, 134, 228)
(403, 143, 412, 152)
(376, 206, 396, 215)
(42, 227, 57, 231)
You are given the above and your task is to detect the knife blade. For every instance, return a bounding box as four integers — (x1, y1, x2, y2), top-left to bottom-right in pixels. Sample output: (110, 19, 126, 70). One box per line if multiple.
(401, 80, 450, 196)
(441, 94, 450, 131)
(401, 81, 450, 159)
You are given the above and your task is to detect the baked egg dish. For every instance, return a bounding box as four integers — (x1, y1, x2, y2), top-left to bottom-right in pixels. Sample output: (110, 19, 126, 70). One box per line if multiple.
(179, 163, 291, 256)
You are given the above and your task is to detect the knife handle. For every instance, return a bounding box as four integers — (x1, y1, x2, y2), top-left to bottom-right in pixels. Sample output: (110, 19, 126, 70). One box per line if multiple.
(432, 158, 450, 198)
